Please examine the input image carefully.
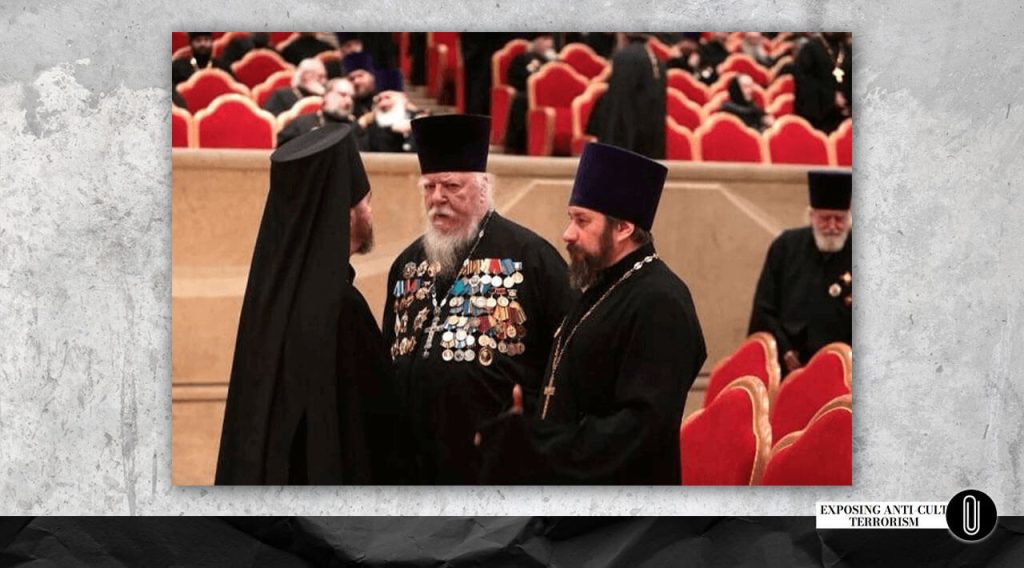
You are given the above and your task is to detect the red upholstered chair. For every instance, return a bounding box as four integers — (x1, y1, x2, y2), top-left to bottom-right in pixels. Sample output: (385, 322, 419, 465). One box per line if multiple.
(760, 395, 852, 485)
(770, 343, 852, 442)
(702, 85, 766, 115)
(397, 32, 412, 80)
(666, 87, 706, 131)
(767, 93, 794, 117)
(426, 32, 463, 109)
(665, 117, 700, 161)
(213, 32, 249, 61)
(232, 48, 293, 89)
(570, 82, 607, 156)
(172, 32, 189, 53)
(275, 96, 322, 131)
(667, 69, 709, 106)
(718, 53, 770, 86)
(559, 43, 609, 80)
(680, 376, 772, 485)
(251, 70, 294, 108)
(708, 71, 738, 96)
(171, 106, 195, 148)
(830, 118, 853, 166)
(195, 94, 276, 149)
(769, 56, 793, 83)
(703, 332, 781, 409)
(490, 39, 529, 145)
(725, 32, 744, 53)
(766, 75, 794, 103)
(178, 68, 250, 114)
(172, 46, 192, 62)
(695, 113, 768, 163)
(646, 36, 673, 62)
(766, 115, 832, 165)
(268, 32, 296, 49)
(527, 62, 589, 156)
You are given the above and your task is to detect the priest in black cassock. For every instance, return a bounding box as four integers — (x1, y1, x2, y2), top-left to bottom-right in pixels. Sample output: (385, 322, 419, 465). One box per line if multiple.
(171, 32, 231, 88)
(216, 124, 402, 485)
(503, 33, 556, 154)
(476, 142, 707, 485)
(794, 32, 852, 133)
(382, 115, 574, 484)
(585, 34, 667, 159)
(748, 171, 852, 374)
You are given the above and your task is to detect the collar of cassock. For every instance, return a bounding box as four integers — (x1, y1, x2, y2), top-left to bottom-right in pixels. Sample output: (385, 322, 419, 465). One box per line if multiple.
(587, 242, 657, 297)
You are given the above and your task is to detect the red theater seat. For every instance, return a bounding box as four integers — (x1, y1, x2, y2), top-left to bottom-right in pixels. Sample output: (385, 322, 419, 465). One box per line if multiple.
(718, 53, 770, 86)
(490, 39, 529, 146)
(269, 32, 297, 49)
(251, 70, 294, 109)
(276, 96, 322, 131)
(213, 32, 249, 61)
(666, 88, 706, 131)
(770, 343, 852, 442)
(667, 69, 709, 106)
(171, 106, 195, 148)
(702, 86, 766, 115)
(761, 395, 852, 485)
(769, 56, 794, 82)
(695, 113, 767, 163)
(766, 75, 794, 103)
(427, 32, 463, 109)
(767, 93, 794, 117)
(766, 115, 832, 165)
(195, 94, 276, 149)
(172, 32, 189, 53)
(560, 43, 609, 80)
(708, 71, 738, 97)
(680, 377, 771, 485)
(665, 117, 700, 161)
(178, 68, 250, 114)
(172, 46, 192, 61)
(571, 82, 607, 156)
(704, 332, 781, 409)
(232, 48, 293, 89)
(830, 118, 853, 166)
(527, 62, 589, 156)
(647, 36, 674, 62)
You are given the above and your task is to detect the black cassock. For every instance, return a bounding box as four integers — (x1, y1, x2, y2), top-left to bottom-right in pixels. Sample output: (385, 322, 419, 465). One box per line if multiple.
(503, 52, 549, 154)
(382, 212, 574, 484)
(794, 35, 851, 133)
(216, 125, 401, 485)
(479, 244, 707, 484)
(586, 41, 667, 160)
(748, 227, 852, 367)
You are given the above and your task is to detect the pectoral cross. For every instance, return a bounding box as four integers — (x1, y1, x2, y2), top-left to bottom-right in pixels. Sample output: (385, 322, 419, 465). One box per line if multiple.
(833, 66, 845, 84)
(541, 381, 556, 419)
(422, 313, 441, 359)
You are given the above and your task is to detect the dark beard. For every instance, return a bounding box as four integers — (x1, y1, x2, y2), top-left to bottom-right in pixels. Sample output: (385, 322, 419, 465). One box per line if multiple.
(567, 223, 614, 290)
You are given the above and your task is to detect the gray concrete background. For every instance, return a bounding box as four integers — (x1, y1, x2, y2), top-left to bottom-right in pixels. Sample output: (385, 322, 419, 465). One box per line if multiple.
(1, 2, 1022, 515)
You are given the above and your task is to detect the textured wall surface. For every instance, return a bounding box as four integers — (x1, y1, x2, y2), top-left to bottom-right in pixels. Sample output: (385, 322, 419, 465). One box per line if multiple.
(1, 2, 1022, 515)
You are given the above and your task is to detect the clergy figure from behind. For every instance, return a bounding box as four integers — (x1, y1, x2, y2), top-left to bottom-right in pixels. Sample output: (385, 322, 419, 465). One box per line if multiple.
(216, 124, 401, 485)
(478, 142, 707, 484)
(748, 170, 852, 373)
(382, 114, 574, 484)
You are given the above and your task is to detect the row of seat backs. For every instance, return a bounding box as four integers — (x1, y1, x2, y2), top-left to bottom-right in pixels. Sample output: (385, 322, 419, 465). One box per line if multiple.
(172, 93, 323, 149)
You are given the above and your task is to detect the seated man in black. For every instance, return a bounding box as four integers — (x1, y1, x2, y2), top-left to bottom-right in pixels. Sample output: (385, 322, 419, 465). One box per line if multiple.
(171, 32, 230, 88)
(262, 58, 327, 116)
(277, 78, 360, 147)
(503, 33, 556, 154)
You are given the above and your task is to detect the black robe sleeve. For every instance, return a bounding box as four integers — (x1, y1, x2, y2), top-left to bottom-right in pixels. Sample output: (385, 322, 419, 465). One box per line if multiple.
(748, 234, 794, 356)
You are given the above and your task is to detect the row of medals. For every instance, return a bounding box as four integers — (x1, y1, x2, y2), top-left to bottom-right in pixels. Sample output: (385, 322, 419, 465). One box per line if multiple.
(391, 258, 528, 366)
(828, 271, 853, 307)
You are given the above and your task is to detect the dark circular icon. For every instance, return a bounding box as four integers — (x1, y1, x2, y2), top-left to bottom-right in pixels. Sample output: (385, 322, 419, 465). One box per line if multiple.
(946, 489, 998, 542)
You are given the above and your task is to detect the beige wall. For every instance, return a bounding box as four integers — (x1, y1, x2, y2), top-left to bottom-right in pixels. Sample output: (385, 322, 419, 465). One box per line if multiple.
(172, 148, 846, 485)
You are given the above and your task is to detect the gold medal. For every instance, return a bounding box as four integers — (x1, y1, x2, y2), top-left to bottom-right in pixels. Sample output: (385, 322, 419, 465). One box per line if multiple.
(841, 271, 852, 285)
(844, 295, 852, 307)
(442, 349, 454, 362)
(478, 347, 493, 366)
(513, 272, 524, 284)
(403, 262, 416, 279)
(829, 283, 842, 297)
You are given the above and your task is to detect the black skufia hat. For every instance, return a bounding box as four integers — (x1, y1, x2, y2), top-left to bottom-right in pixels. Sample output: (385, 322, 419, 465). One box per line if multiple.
(411, 114, 491, 174)
(569, 142, 668, 232)
(808, 170, 852, 210)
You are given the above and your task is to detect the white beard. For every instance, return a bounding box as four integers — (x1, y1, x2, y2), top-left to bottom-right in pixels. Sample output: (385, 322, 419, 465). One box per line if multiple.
(813, 228, 850, 253)
(422, 215, 481, 278)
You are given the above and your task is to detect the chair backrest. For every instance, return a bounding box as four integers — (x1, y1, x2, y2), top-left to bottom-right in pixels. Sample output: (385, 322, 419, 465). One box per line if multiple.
(172, 32, 189, 53)
(195, 93, 276, 149)
(212, 31, 249, 60)
(269, 32, 297, 48)
(178, 68, 250, 114)
(708, 71, 738, 96)
(667, 69, 709, 106)
(492, 39, 530, 87)
(769, 56, 794, 82)
(770, 342, 852, 441)
(704, 332, 781, 408)
(171, 106, 195, 148)
(528, 62, 589, 110)
(666, 87, 706, 131)
(274, 32, 301, 53)
(429, 32, 460, 68)
(316, 50, 341, 66)
(767, 93, 794, 117)
(559, 43, 609, 80)
(665, 117, 700, 161)
(718, 53, 770, 86)
(702, 85, 766, 115)
(766, 114, 832, 165)
(695, 112, 768, 163)
(571, 82, 607, 152)
(276, 96, 323, 131)
(680, 376, 772, 485)
(760, 394, 852, 485)
(646, 36, 673, 61)
(251, 70, 295, 108)
(766, 75, 795, 103)
(830, 118, 853, 166)
(231, 48, 294, 89)
(172, 46, 192, 61)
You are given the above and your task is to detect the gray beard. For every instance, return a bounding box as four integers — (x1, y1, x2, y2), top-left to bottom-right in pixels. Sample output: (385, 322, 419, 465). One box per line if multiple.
(813, 229, 850, 253)
(422, 218, 481, 278)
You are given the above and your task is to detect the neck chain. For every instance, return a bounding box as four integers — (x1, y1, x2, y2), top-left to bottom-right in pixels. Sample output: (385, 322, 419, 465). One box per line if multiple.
(189, 56, 212, 72)
(421, 210, 495, 359)
(540, 253, 658, 419)
(818, 34, 846, 84)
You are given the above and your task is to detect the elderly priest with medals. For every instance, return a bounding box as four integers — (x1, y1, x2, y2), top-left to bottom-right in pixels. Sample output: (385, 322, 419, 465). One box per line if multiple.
(382, 114, 574, 484)
(216, 124, 401, 485)
(477, 142, 707, 485)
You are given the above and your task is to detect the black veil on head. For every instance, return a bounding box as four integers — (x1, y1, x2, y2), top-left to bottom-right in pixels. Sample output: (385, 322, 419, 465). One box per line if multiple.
(216, 124, 368, 484)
